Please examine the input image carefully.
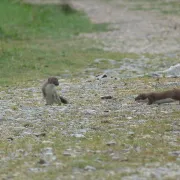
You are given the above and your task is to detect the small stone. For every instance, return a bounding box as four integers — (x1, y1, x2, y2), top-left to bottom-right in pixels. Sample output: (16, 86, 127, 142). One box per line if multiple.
(63, 151, 71, 156)
(101, 74, 107, 78)
(106, 140, 116, 146)
(101, 120, 110, 123)
(112, 156, 120, 161)
(101, 96, 113, 100)
(22, 131, 32, 136)
(134, 146, 141, 153)
(84, 165, 96, 171)
(128, 131, 135, 136)
(84, 109, 96, 115)
(168, 151, 180, 157)
(127, 116, 133, 120)
(23, 123, 32, 127)
(71, 133, 85, 138)
(37, 159, 47, 165)
(0, 115, 4, 121)
(42, 141, 54, 144)
(7, 137, 14, 141)
(95, 150, 101, 154)
(96, 74, 107, 79)
(41, 147, 56, 162)
(34, 132, 46, 137)
(29, 168, 45, 173)
(112, 155, 128, 161)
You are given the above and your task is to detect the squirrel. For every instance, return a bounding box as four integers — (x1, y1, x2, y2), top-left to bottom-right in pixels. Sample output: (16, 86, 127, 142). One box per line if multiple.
(42, 77, 68, 105)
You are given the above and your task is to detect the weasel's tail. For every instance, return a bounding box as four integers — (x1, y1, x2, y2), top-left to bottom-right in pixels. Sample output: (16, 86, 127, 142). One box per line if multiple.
(59, 96, 68, 104)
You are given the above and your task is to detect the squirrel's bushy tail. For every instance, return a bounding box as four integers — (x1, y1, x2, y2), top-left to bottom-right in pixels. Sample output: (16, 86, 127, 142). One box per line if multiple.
(59, 96, 68, 104)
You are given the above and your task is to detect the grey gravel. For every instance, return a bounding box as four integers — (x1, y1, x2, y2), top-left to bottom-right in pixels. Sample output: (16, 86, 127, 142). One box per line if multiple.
(84, 165, 96, 171)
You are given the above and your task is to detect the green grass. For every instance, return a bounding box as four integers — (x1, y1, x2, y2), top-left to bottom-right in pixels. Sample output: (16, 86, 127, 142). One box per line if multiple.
(0, 38, 140, 85)
(0, 0, 110, 85)
(0, 0, 107, 40)
(0, 0, 179, 86)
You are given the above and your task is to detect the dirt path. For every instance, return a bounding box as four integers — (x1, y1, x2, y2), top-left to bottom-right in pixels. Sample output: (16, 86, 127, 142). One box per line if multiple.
(24, 0, 180, 54)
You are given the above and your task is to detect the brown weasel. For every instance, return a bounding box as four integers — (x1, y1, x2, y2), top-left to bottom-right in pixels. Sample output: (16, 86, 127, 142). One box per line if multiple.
(135, 89, 180, 105)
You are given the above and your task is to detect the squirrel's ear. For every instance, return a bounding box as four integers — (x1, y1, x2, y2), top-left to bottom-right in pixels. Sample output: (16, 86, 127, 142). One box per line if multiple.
(47, 77, 52, 83)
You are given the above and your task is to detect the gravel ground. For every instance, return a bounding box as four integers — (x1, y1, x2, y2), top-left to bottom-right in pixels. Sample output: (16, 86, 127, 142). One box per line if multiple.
(1, 75, 180, 179)
(1, 0, 180, 179)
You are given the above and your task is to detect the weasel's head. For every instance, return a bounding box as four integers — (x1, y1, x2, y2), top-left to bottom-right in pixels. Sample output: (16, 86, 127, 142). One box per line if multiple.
(135, 94, 147, 101)
(48, 77, 59, 86)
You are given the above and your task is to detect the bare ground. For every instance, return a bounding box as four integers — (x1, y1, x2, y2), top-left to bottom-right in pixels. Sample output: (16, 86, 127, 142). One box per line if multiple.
(75, 0, 180, 54)
(1, 76, 180, 179)
(25, 0, 180, 54)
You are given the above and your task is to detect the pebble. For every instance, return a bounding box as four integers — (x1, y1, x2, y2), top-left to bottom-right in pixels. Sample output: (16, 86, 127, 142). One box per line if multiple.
(84, 165, 96, 171)
(106, 140, 116, 146)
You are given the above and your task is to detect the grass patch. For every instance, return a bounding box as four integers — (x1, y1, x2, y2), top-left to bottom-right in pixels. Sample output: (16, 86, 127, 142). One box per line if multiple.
(128, 0, 180, 15)
(0, 38, 140, 85)
(0, 0, 108, 40)
(1, 0, 179, 86)
(0, 0, 111, 85)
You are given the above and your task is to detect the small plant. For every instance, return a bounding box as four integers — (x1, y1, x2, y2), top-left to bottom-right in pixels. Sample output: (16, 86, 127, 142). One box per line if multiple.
(11, 105, 18, 111)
